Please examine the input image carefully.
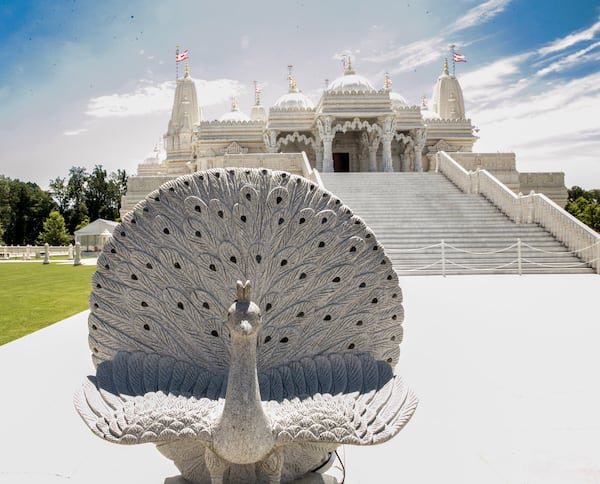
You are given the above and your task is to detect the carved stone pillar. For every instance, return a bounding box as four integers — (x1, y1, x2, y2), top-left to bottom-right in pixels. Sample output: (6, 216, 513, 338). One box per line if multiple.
(368, 146, 378, 172)
(322, 135, 334, 172)
(381, 135, 393, 172)
(413, 129, 426, 173)
(314, 143, 323, 171)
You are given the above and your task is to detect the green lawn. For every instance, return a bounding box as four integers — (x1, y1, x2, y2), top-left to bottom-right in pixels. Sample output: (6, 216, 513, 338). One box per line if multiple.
(0, 262, 96, 345)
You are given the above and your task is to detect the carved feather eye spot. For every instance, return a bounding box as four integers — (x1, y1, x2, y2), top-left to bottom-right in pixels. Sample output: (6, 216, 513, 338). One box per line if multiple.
(392, 314, 397, 320)
(228, 169, 235, 176)
(365, 233, 372, 239)
(323, 314, 332, 321)
(184, 180, 190, 186)
(209, 264, 217, 272)
(391, 336, 396, 341)
(266, 303, 272, 311)
(246, 193, 252, 201)
(195, 205, 202, 212)
(380, 259, 386, 265)
(211, 330, 219, 337)
(264, 335, 272, 343)
(318, 241, 325, 248)
(168, 187, 175, 192)
(91, 324, 97, 330)
(373, 245, 379, 251)
(199, 175, 204, 180)
(143, 324, 150, 331)
(195, 231, 202, 238)
(280, 337, 289, 343)
(346, 209, 353, 216)
(348, 343, 355, 349)
(96, 283, 102, 289)
(214, 172, 221, 179)
(262, 169, 268, 175)
(281, 173, 287, 178)
(359, 282, 366, 288)
(146, 263, 153, 269)
(201, 302, 211, 310)
(177, 302, 184, 310)
(280, 259, 288, 266)
(371, 298, 378, 304)
(241, 215, 247, 222)
(244, 170, 251, 175)
(332, 276, 341, 283)
(350, 246, 357, 252)
(299, 273, 306, 279)
(309, 184, 315, 191)
(299, 217, 306, 224)
(392, 293, 398, 298)
(387, 358, 393, 363)
(278, 217, 284, 225)
(154, 196, 160, 202)
(120, 231, 126, 237)
(93, 347, 98, 353)
(230, 256, 237, 264)
(321, 217, 328, 224)
(356, 320, 363, 326)
(296, 178, 301, 185)
(143, 207, 149, 213)
(322, 193, 329, 199)
(387, 275, 393, 280)
(141, 301, 148, 307)
(297, 311, 305, 318)
(174, 262, 181, 269)
(131, 219, 137, 224)
(255, 255, 262, 263)
(276, 196, 283, 204)
(335, 199, 341, 205)
(163, 228, 170, 235)
(93, 303, 99, 308)
(217, 210, 224, 218)
(104, 264, 110, 270)
(131, 274, 138, 281)
(354, 220, 360, 225)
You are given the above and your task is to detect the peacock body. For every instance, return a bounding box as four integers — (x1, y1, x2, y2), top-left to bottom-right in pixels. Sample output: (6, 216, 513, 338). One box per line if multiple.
(75, 168, 417, 483)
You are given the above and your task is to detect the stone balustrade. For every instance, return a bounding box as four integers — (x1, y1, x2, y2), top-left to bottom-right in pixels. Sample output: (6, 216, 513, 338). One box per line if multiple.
(437, 151, 600, 273)
(0, 245, 73, 260)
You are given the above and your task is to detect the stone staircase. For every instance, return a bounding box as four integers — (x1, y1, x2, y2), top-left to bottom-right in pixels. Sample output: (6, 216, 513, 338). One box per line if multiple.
(320, 172, 593, 275)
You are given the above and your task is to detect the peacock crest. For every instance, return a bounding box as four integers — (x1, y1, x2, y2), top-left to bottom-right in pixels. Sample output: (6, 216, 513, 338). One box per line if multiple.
(75, 168, 417, 483)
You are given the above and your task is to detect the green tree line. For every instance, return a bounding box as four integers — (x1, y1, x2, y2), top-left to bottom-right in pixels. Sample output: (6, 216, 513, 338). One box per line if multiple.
(565, 186, 600, 233)
(0, 166, 127, 246)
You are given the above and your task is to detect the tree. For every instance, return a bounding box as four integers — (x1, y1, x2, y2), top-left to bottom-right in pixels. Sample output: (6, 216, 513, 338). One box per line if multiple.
(566, 186, 600, 233)
(36, 211, 71, 246)
(0, 221, 4, 245)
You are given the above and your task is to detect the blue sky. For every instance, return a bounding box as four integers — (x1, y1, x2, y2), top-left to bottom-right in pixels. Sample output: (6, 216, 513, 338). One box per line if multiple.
(1, 0, 599, 189)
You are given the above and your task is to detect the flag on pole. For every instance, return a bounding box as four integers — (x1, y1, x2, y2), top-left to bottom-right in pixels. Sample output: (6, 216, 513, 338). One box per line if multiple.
(453, 52, 466, 63)
(176, 49, 189, 63)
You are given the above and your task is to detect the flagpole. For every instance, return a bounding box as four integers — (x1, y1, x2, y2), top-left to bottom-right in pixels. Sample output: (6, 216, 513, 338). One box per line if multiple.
(176, 45, 179, 80)
(450, 44, 456, 76)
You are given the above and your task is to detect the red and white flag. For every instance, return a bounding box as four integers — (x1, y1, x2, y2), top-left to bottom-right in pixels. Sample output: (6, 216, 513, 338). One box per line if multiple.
(176, 49, 189, 63)
(453, 52, 466, 63)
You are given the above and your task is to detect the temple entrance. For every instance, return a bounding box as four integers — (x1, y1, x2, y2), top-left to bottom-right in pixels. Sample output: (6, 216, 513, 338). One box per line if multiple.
(333, 152, 350, 172)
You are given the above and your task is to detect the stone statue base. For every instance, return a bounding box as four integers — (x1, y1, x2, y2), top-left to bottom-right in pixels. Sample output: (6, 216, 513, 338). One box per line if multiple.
(165, 473, 339, 483)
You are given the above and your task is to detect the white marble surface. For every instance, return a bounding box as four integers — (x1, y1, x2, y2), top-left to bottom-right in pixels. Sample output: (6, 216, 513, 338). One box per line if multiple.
(1, 274, 599, 483)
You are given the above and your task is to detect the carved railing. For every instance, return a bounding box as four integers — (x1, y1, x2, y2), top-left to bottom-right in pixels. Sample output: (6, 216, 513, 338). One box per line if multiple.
(436, 151, 600, 274)
(0, 245, 73, 260)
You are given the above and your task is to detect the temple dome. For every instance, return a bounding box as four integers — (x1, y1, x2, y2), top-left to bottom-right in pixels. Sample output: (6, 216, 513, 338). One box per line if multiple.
(219, 99, 250, 122)
(328, 73, 374, 93)
(390, 91, 408, 109)
(272, 91, 315, 110)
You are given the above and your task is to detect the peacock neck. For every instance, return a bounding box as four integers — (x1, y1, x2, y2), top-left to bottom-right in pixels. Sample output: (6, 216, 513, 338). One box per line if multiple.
(214, 332, 274, 464)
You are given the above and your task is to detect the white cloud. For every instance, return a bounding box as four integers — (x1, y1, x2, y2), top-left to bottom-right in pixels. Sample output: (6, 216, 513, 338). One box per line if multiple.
(447, 0, 512, 33)
(240, 35, 250, 50)
(538, 18, 600, 56)
(85, 79, 246, 119)
(63, 128, 88, 136)
(535, 41, 600, 77)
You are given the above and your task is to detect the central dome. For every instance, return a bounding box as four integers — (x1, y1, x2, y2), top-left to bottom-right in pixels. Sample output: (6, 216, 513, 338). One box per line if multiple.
(272, 91, 315, 110)
(328, 73, 374, 93)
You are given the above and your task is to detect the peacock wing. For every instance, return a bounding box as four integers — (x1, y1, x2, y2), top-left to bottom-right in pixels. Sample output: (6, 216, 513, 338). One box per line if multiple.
(74, 351, 225, 444)
(261, 353, 417, 446)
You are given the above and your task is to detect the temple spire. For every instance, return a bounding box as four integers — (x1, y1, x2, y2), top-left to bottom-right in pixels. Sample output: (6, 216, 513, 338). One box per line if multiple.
(254, 81, 262, 106)
(384, 72, 392, 91)
(287, 65, 297, 92)
(443, 58, 449, 75)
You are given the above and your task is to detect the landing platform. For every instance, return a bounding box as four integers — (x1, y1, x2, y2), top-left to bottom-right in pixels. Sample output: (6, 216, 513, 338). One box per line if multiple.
(1, 275, 599, 483)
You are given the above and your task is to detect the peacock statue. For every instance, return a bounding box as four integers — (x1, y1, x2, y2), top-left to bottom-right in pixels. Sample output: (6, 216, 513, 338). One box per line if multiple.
(74, 167, 417, 483)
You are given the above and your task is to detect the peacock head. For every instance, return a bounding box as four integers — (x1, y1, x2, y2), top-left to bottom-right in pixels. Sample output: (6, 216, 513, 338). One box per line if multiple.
(227, 280, 262, 337)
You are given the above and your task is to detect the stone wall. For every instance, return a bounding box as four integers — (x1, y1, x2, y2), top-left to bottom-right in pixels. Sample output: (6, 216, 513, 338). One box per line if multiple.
(519, 172, 568, 208)
(449, 152, 520, 191)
